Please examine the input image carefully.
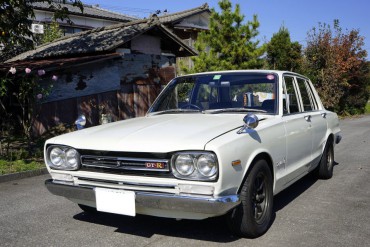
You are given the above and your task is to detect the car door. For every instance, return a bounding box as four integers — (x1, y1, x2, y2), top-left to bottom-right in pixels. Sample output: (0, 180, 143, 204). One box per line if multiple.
(281, 75, 313, 187)
(298, 78, 328, 168)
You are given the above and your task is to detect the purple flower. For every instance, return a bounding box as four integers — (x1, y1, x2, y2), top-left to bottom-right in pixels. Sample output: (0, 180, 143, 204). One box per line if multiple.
(9, 67, 16, 74)
(52, 75, 58, 81)
(38, 70, 45, 76)
(37, 94, 43, 99)
(25, 68, 31, 74)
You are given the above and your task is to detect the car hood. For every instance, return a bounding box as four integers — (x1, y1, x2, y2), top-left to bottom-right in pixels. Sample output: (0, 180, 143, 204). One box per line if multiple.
(46, 114, 246, 153)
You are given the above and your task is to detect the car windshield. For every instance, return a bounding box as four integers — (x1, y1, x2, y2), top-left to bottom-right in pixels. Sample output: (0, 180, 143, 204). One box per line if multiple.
(149, 72, 278, 114)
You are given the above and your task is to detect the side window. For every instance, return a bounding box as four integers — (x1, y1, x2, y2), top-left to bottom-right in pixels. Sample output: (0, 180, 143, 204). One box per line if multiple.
(296, 78, 313, 111)
(283, 76, 300, 114)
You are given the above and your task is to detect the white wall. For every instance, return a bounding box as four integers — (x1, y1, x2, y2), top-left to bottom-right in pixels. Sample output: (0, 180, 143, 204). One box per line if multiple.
(34, 10, 120, 29)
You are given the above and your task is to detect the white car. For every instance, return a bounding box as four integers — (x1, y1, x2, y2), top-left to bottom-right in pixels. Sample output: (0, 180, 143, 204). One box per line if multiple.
(44, 70, 341, 238)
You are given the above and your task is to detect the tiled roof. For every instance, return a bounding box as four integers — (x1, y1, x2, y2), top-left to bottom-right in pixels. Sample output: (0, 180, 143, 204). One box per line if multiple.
(7, 16, 197, 62)
(159, 3, 210, 24)
(5, 4, 209, 63)
(32, 2, 138, 22)
(1, 53, 121, 72)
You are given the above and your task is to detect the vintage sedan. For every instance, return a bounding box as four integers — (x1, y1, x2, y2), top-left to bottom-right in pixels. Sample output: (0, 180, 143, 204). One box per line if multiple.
(44, 70, 341, 238)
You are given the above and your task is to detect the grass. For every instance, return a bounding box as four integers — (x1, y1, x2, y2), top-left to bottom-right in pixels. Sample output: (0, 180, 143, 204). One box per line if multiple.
(0, 124, 73, 176)
(0, 159, 45, 175)
(0, 138, 45, 176)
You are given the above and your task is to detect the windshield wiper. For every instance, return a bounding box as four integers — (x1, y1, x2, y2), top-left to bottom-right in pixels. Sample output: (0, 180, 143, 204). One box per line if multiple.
(150, 109, 202, 115)
(206, 108, 267, 114)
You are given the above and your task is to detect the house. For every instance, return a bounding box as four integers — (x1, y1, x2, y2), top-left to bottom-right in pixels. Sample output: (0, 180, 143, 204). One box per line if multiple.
(31, 1, 210, 69)
(158, 4, 210, 70)
(31, 1, 138, 35)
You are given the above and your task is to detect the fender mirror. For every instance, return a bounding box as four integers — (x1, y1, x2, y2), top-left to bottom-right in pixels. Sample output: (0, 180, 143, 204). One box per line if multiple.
(75, 115, 86, 130)
(237, 113, 259, 134)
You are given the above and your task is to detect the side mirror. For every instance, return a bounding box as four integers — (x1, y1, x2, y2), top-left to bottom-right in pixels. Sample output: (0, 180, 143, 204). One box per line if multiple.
(237, 113, 259, 134)
(75, 114, 86, 130)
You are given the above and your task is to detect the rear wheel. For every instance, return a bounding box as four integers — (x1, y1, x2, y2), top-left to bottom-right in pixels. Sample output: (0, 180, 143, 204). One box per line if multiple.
(227, 159, 273, 238)
(317, 140, 334, 179)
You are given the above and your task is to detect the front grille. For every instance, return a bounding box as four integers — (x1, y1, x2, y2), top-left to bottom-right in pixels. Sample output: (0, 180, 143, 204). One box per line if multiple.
(80, 155, 172, 175)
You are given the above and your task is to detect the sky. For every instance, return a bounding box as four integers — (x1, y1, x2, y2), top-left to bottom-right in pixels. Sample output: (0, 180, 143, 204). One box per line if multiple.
(82, 0, 370, 59)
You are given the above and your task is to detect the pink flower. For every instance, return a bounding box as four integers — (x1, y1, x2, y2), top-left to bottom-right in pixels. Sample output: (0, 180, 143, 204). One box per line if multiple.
(25, 68, 31, 74)
(9, 67, 16, 74)
(52, 75, 58, 81)
(38, 70, 45, 76)
(37, 94, 43, 99)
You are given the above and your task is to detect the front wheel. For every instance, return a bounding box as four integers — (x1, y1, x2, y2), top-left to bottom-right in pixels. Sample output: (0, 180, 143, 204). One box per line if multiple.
(227, 159, 273, 238)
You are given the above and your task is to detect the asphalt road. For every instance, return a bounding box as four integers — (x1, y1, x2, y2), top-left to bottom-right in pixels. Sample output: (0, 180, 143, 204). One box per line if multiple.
(1, 115, 369, 247)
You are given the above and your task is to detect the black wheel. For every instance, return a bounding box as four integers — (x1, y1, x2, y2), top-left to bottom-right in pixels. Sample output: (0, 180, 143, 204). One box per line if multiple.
(78, 204, 97, 214)
(227, 159, 273, 238)
(317, 139, 334, 179)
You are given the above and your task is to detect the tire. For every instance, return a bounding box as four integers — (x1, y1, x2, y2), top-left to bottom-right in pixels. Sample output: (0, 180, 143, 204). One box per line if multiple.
(78, 204, 97, 214)
(227, 159, 273, 238)
(317, 139, 334, 179)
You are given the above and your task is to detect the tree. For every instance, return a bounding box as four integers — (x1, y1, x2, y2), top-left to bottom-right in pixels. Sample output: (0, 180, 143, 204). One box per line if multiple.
(40, 21, 63, 44)
(1, 67, 56, 149)
(303, 20, 369, 114)
(0, 0, 83, 62)
(185, 0, 265, 73)
(266, 26, 302, 71)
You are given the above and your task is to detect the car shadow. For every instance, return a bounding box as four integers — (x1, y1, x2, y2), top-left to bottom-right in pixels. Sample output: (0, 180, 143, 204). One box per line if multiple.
(73, 161, 340, 242)
(74, 212, 240, 242)
(273, 174, 318, 212)
(274, 160, 339, 212)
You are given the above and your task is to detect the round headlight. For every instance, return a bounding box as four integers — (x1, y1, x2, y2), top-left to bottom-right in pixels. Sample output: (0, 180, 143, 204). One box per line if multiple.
(196, 154, 217, 177)
(48, 146, 80, 170)
(50, 147, 65, 167)
(66, 148, 79, 169)
(175, 154, 195, 176)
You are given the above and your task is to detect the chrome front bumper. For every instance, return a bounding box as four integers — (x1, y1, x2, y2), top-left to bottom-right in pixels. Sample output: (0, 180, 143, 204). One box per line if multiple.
(45, 179, 240, 216)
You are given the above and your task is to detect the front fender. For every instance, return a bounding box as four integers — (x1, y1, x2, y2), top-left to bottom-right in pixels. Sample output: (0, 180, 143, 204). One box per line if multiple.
(205, 119, 286, 197)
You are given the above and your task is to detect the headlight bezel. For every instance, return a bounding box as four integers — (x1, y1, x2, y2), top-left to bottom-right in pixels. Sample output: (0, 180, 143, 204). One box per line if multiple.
(171, 151, 219, 181)
(46, 145, 81, 171)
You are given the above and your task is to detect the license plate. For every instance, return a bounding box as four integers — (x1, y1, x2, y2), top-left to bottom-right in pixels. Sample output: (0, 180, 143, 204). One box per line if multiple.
(95, 188, 136, 216)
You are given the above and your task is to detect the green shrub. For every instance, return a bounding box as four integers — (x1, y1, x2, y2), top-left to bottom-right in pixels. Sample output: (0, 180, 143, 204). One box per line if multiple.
(0, 159, 44, 175)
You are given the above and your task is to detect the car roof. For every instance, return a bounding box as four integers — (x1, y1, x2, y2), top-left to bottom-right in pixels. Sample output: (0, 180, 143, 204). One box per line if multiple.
(180, 70, 310, 81)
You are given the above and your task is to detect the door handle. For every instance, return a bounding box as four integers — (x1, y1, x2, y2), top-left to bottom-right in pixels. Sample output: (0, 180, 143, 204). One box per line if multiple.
(321, 112, 327, 118)
(304, 115, 311, 121)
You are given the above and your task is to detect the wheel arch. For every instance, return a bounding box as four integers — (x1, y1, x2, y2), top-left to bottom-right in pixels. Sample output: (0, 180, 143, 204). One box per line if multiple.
(327, 133, 334, 144)
(237, 152, 274, 194)
(322, 132, 335, 153)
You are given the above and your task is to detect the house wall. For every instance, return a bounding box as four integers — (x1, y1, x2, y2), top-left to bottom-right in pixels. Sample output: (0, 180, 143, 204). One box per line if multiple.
(131, 35, 161, 55)
(34, 10, 119, 28)
(34, 10, 120, 34)
(33, 54, 176, 135)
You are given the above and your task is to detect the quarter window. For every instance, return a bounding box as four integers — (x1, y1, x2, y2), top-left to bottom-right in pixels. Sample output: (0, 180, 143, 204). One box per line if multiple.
(296, 78, 314, 111)
(306, 82, 319, 110)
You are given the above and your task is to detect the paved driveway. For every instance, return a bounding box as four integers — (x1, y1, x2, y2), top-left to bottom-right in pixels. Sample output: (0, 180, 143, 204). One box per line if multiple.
(1, 116, 369, 247)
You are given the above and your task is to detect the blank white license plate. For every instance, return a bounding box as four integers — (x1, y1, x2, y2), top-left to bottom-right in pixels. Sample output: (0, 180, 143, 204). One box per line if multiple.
(95, 188, 136, 216)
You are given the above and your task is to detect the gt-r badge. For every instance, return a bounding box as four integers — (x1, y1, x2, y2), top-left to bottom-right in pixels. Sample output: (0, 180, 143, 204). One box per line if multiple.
(145, 162, 166, 169)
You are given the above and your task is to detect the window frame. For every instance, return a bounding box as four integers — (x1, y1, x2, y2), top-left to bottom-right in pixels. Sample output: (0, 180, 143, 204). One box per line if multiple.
(282, 75, 301, 115)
